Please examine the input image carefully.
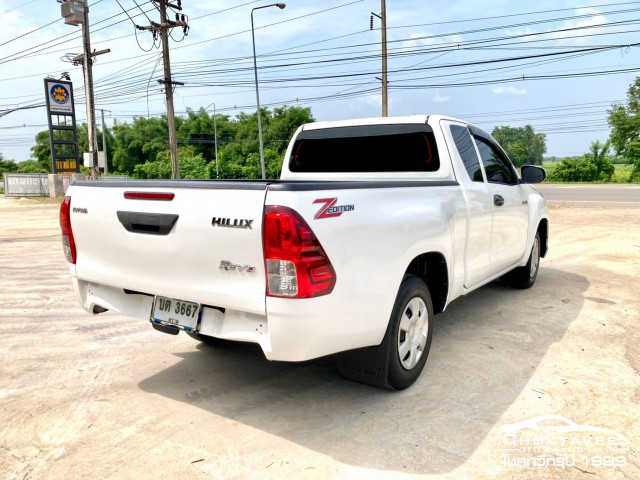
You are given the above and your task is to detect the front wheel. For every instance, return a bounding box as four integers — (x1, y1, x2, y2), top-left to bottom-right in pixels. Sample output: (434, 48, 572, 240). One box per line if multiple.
(387, 276, 434, 390)
(503, 231, 541, 289)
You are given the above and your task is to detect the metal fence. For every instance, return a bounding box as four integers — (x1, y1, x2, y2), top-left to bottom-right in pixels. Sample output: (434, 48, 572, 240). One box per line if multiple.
(100, 175, 128, 181)
(2, 173, 130, 197)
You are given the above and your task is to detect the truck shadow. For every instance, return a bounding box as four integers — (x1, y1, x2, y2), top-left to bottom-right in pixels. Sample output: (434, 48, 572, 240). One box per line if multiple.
(138, 267, 587, 474)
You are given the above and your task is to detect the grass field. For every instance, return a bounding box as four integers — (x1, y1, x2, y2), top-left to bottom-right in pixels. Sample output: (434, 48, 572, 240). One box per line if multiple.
(541, 162, 637, 183)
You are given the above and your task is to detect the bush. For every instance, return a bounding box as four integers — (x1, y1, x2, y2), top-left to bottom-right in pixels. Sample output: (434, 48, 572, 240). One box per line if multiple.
(547, 141, 614, 182)
(133, 147, 208, 179)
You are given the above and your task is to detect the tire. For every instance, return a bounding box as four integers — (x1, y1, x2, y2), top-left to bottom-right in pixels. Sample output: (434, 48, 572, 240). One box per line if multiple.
(185, 330, 220, 346)
(386, 275, 434, 390)
(503, 231, 541, 289)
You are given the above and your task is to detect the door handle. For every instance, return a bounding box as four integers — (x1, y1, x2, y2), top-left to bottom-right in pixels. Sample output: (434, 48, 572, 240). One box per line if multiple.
(117, 211, 178, 235)
(493, 194, 504, 207)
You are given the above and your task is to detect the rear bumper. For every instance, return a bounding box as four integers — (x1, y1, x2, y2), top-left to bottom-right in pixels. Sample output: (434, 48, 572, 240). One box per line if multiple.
(73, 279, 387, 361)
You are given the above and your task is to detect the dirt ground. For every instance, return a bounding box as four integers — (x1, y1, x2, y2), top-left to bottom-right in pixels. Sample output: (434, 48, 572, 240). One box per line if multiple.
(0, 196, 638, 480)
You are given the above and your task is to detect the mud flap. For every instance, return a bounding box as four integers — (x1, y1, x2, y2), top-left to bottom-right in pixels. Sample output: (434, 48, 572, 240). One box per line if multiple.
(337, 319, 394, 390)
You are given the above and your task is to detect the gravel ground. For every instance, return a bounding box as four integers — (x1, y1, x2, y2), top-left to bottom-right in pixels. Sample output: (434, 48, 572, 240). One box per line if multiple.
(0, 196, 638, 480)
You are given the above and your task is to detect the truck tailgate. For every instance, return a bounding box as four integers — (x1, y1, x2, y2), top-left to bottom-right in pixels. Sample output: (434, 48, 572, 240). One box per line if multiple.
(68, 182, 268, 315)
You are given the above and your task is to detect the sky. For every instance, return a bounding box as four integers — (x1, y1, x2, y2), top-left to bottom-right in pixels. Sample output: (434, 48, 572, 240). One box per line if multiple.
(1, 0, 640, 162)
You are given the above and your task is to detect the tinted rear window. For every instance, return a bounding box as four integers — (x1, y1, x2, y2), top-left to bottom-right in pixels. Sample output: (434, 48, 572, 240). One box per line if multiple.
(289, 125, 440, 173)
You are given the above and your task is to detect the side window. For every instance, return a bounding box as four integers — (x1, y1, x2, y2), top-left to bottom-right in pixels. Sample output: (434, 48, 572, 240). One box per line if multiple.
(450, 124, 483, 182)
(473, 136, 516, 185)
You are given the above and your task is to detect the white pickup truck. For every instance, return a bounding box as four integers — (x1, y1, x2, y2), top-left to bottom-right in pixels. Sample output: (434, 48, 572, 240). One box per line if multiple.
(60, 115, 548, 389)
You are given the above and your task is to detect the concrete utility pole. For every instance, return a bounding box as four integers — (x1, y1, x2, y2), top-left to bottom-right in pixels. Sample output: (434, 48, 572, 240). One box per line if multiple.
(371, 0, 389, 117)
(62, 1, 110, 179)
(68, 45, 110, 178)
(381, 0, 388, 117)
(101, 108, 108, 175)
(158, 0, 181, 179)
(133, 2, 189, 179)
(80, 1, 98, 179)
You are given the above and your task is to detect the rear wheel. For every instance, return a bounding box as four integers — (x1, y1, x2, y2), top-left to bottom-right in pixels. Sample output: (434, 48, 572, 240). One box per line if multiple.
(387, 276, 434, 390)
(503, 231, 541, 289)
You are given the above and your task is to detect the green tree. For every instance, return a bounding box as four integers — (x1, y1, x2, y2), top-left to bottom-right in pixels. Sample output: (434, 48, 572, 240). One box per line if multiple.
(30, 123, 116, 173)
(491, 125, 547, 167)
(16, 159, 50, 173)
(0, 154, 18, 177)
(548, 140, 614, 182)
(177, 108, 217, 161)
(25, 106, 314, 180)
(265, 106, 315, 154)
(134, 146, 207, 179)
(608, 77, 640, 182)
(111, 116, 177, 174)
(206, 106, 313, 179)
(29, 131, 53, 172)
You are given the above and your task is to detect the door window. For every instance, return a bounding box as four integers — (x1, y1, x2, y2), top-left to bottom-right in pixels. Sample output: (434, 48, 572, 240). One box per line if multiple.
(450, 124, 483, 182)
(472, 136, 517, 185)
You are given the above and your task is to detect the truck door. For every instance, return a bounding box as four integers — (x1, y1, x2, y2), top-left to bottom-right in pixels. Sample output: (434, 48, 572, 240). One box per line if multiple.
(445, 122, 493, 289)
(470, 131, 528, 276)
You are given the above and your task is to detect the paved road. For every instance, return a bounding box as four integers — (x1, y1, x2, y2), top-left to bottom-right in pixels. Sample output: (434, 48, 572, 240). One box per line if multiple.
(535, 183, 640, 207)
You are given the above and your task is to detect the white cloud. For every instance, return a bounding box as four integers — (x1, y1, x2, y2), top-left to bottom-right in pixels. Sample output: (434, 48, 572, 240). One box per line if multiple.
(503, 8, 606, 47)
(505, 27, 538, 38)
(399, 31, 463, 49)
(357, 93, 382, 108)
(432, 93, 450, 103)
(551, 8, 606, 44)
(492, 86, 526, 95)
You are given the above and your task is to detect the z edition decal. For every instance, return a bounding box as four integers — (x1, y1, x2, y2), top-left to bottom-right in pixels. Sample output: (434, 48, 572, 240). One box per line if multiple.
(313, 198, 355, 220)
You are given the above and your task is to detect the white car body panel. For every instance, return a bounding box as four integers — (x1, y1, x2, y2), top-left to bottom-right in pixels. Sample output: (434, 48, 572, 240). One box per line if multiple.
(64, 115, 548, 362)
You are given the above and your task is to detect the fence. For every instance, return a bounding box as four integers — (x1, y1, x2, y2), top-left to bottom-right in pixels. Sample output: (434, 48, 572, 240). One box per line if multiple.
(3, 173, 129, 197)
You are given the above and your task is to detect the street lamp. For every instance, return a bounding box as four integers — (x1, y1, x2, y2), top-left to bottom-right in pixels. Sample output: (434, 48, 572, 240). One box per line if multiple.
(204, 102, 219, 178)
(251, 3, 286, 180)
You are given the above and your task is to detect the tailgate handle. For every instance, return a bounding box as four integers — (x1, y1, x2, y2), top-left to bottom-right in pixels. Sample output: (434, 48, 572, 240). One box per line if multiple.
(117, 211, 178, 235)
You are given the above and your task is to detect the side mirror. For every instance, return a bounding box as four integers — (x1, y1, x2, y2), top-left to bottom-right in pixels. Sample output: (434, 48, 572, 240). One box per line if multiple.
(521, 165, 546, 184)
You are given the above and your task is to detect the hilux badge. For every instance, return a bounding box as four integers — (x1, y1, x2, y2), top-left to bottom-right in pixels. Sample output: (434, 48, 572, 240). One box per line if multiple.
(212, 217, 253, 229)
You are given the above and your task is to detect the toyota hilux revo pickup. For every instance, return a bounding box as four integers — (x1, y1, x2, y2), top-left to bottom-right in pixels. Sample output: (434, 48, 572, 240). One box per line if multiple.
(60, 115, 548, 389)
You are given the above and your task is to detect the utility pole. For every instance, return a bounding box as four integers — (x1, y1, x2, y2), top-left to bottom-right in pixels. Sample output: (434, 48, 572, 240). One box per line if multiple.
(61, 1, 110, 179)
(381, 0, 388, 117)
(371, 0, 389, 117)
(159, 0, 180, 179)
(100, 108, 109, 175)
(80, 3, 99, 178)
(139, 1, 187, 179)
(66, 45, 110, 178)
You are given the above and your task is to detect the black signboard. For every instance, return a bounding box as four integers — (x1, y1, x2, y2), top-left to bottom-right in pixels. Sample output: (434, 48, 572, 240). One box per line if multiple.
(44, 79, 80, 174)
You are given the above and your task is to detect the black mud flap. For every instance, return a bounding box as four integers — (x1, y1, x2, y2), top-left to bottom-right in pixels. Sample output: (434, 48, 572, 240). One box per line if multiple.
(337, 340, 392, 389)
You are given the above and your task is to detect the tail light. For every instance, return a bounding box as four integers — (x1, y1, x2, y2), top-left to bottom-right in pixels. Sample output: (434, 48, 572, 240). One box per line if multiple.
(59, 196, 76, 264)
(263, 206, 336, 298)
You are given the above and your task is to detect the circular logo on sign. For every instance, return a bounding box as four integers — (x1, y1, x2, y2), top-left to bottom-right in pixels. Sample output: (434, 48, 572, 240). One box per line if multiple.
(50, 84, 70, 105)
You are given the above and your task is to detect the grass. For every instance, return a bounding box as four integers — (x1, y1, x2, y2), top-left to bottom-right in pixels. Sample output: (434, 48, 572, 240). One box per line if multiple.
(541, 161, 558, 176)
(540, 162, 637, 183)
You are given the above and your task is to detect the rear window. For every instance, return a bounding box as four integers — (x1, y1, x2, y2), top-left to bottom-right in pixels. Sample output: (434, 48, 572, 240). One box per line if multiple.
(289, 124, 440, 173)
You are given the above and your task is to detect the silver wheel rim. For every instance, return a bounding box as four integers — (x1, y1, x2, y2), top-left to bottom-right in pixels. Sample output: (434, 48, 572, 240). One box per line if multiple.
(529, 236, 540, 278)
(397, 296, 429, 370)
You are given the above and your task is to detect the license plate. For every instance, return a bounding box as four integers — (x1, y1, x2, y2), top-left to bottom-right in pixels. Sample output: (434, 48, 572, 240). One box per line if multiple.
(151, 296, 200, 331)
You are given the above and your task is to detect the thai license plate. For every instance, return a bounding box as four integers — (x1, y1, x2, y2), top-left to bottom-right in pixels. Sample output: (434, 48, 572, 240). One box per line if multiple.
(151, 296, 200, 331)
